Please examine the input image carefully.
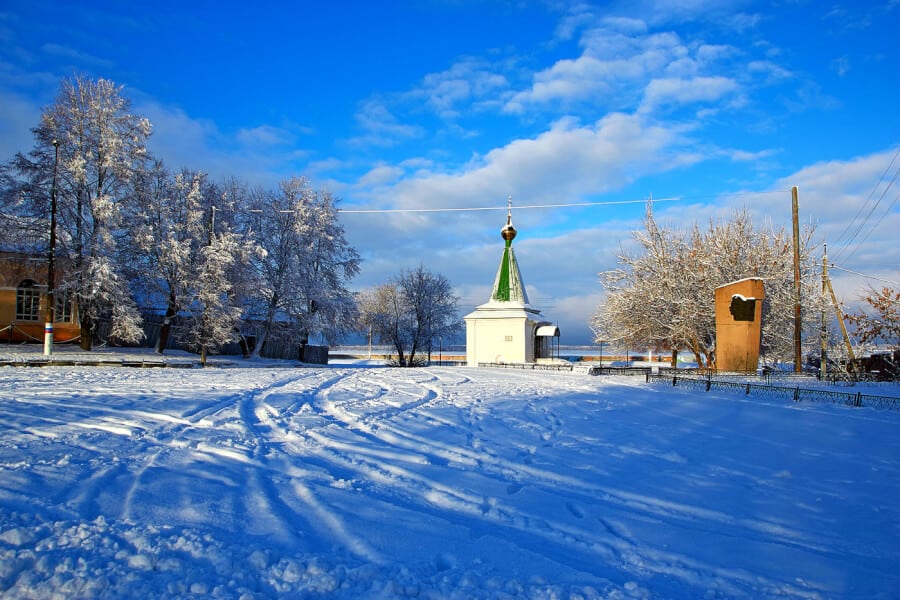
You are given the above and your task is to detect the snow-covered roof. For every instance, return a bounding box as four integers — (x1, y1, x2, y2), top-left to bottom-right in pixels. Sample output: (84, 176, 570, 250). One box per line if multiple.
(715, 277, 763, 290)
(536, 324, 560, 337)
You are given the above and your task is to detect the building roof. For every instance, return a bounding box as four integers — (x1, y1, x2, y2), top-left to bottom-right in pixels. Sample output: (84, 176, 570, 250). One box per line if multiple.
(490, 243, 530, 305)
(482, 206, 538, 311)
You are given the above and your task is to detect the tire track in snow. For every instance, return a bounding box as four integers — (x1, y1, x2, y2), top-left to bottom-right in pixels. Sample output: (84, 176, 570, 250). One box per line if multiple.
(280, 368, 841, 595)
(270, 368, 645, 581)
(234, 369, 384, 562)
(114, 370, 328, 533)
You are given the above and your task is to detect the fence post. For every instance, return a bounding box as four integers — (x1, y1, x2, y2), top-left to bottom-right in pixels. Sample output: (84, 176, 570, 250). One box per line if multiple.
(672, 375, 677, 386)
(745, 383, 750, 395)
(855, 392, 862, 407)
(706, 379, 711, 392)
(794, 387, 800, 402)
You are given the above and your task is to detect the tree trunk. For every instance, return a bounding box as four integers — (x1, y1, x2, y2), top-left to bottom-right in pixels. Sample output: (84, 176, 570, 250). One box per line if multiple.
(687, 337, 704, 369)
(670, 348, 678, 368)
(79, 313, 93, 350)
(252, 298, 279, 360)
(250, 329, 267, 359)
(394, 339, 406, 366)
(156, 298, 177, 354)
(238, 332, 251, 358)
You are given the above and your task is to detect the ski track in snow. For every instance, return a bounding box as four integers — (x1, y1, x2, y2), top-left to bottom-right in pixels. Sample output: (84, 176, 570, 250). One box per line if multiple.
(1, 364, 899, 598)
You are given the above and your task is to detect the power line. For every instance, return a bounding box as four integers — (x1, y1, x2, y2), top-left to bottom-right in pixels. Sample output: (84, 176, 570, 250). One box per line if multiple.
(211, 189, 793, 217)
(336, 197, 682, 214)
(336, 190, 793, 214)
(833, 146, 900, 263)
(829, 263, 900, 287)
(843, 185, 900, 264)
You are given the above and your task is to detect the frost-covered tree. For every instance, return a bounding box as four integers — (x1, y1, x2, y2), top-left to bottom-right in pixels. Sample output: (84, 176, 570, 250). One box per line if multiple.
(239, 177, 360, 358)
(0, 163, 43, 252)
(188, 228, 247, 365)
(12, 76, 151, 349)
(592, 204, 823, 367)
(592, 206, 687, 365)
(359, 266, 461, 366)
(357, 284, 406, 362)
(126, 166, 258, 362)
(846, 286, 900, 347)
(180, 181, 260, 364)
(126, 162, 213, 353)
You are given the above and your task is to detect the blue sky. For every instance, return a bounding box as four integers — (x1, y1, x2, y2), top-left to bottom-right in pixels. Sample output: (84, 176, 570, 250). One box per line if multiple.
(2, 1, 898, 344)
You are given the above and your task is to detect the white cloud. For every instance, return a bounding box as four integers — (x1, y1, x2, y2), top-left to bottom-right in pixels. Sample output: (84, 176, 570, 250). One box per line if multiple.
(235, 124, 296, 147)
(505, 24, 734, 116)
(414, 58, 509, 119)
(554, 3, 601, 41)
(628, 0, 755, 28)
(136, 99, 308, 184)
(0, 89, 42, 158)
(747, 60, 793, 83)
(360, 112, 697, 218)
(357, 164, 404, 187)
(138, 100, 223, 167)
(639, 75, 739, 113)
(39, 43, 112, 68)
(727, 148, 776, 162)
(350, 99, 424, 147)
(831, 56, 850, 77)
(695, 43, 737, 63)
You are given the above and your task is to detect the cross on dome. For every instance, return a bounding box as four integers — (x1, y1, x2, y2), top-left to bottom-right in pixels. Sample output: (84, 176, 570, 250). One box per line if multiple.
(500, 194, 517, 244)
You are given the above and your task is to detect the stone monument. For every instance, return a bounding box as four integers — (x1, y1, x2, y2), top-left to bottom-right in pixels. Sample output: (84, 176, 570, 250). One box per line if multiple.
(714, 278, 765, 372)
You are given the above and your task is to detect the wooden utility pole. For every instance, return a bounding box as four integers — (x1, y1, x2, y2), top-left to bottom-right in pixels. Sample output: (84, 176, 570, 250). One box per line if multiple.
(825, 272, 856, 367)
(792, 186, 802, 373)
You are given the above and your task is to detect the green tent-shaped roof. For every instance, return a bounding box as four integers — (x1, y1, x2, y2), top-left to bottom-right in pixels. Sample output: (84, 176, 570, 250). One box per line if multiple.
(489, 208, 530, 306)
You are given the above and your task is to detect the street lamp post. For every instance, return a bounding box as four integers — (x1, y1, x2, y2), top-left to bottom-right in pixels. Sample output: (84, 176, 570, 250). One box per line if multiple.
(44, 139, 59, 356)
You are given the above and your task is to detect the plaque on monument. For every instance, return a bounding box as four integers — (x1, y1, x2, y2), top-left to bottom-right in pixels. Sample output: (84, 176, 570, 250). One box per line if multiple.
(729, 295, 757, 322)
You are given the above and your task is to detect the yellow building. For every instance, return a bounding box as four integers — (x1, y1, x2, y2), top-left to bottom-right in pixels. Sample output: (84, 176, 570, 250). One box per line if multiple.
(0, 252, 79, 344)
(464, 207, 559, 366)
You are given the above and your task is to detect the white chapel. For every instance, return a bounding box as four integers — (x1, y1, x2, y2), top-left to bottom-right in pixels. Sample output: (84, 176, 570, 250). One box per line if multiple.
(464, 203, 560, 367)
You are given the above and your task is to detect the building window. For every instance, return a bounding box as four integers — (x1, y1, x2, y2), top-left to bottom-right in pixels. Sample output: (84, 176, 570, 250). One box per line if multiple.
(504, 335, 513, 342)
(16, 279, 41, 321)
(54, 290, 74, 322)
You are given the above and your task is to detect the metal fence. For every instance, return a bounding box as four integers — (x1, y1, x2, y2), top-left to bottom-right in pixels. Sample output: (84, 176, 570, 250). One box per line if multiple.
(646, 373, 900, 410)
(590, 366, 652, 376)
(479, 362, 577, 372)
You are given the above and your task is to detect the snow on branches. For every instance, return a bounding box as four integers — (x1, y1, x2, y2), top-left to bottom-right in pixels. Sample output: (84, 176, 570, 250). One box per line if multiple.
(592, 203, 825, 367)
(3, 76, 362, 359)
(845, 286, 900, 346)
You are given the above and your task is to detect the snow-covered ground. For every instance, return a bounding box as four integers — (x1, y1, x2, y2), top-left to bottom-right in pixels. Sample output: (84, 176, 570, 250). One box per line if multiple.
(1, 348, 898, 599)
